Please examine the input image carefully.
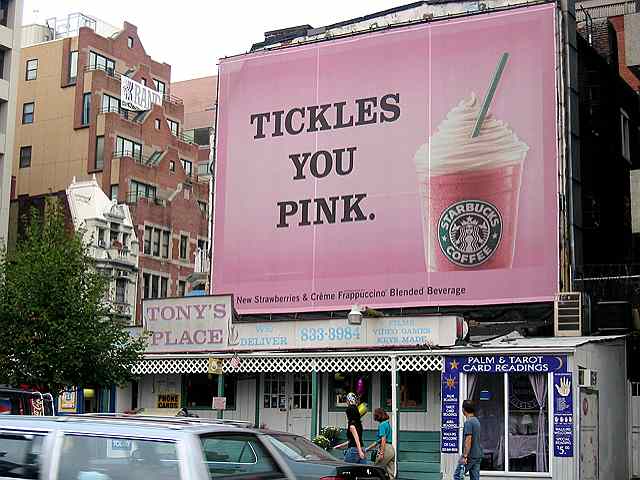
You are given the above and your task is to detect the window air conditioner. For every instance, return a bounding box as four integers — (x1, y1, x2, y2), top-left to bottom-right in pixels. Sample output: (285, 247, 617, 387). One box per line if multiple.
(579, 368, 598, 389)
(554, 292, 582, 337)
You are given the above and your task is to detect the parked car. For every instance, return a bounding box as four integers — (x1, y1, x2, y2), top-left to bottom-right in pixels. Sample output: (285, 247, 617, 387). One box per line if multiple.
(262, 431, 388, 480)
(0, 414, 387, 480)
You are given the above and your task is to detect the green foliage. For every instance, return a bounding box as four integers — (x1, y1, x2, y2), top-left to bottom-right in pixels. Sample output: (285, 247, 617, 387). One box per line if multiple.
(0, 199, 147, 394)
(320, 425, 341, 443)
(311, 434, 331, 450)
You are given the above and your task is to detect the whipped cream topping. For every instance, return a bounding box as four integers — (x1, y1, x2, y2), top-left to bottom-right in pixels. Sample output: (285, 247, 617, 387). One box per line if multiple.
(415, 93, 529, 177)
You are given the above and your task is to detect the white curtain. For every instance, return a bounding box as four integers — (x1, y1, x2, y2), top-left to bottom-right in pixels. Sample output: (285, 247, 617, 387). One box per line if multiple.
(528, 374, 548, 472)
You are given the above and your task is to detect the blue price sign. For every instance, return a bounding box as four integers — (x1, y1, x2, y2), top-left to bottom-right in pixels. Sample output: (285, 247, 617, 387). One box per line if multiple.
(441, 357, 461, 453)
(553, 373, 574, 457)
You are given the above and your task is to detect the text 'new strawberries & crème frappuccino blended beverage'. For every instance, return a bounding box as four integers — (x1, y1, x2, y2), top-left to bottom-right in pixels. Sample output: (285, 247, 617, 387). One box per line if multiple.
(415, 93, 529, 271)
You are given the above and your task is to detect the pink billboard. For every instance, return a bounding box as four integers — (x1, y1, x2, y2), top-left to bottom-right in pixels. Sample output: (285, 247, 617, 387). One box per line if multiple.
(213, 5, 558, 314)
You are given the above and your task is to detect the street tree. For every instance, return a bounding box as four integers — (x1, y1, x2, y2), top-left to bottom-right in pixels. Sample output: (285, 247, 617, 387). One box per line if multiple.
(0, 199, 147, 394)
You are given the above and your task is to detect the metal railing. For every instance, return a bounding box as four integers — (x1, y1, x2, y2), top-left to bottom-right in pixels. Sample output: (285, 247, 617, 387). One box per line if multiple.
(112, 150, 163, 167)
(577, 0, 636, 22)
(125, 191, 167, 207)
(85, 64, 125, 81)
(163, 94, 183, 106)
(99, 106, 146, 124)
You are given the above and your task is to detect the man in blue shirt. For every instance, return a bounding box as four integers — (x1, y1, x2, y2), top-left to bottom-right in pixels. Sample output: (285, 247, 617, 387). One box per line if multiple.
(458, 400, 483, 480)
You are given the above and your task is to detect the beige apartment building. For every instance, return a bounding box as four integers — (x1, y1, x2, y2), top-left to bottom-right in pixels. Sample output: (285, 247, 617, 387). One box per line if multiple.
(0, 0, 23, 247)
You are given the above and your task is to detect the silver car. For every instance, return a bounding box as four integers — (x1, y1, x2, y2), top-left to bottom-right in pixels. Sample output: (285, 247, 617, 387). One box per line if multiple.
(0, 414, 296, 480)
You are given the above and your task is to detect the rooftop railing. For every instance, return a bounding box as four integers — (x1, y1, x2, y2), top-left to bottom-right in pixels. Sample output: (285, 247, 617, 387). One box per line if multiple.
(577, 0, 636, 22)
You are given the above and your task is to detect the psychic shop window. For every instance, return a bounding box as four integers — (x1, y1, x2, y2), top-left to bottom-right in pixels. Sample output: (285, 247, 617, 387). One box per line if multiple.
(380, 372, 428, 411)
(328, 372, 371, 411)
(182, 373, 236, 410)
(467, 373, 550, 473)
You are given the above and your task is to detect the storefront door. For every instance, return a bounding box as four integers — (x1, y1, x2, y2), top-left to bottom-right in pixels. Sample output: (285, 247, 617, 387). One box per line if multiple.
(580, 390, 599, 480)
(261, 373, 312, 436)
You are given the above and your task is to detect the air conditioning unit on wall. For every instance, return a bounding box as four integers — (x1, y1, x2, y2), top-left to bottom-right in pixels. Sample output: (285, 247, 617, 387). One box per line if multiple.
(554, 292, 582, 337)
(579, 368, 598, 389)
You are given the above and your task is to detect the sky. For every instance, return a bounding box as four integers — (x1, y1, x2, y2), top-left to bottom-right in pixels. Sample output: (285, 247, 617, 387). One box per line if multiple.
(23, 0, 404, 82)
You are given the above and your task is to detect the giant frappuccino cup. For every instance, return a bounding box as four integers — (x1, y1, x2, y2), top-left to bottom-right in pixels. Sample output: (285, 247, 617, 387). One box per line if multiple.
(415, 93, 528, 271)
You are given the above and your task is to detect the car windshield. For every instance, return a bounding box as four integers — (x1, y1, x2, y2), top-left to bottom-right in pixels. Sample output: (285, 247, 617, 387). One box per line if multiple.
(266, 434, 335, 462)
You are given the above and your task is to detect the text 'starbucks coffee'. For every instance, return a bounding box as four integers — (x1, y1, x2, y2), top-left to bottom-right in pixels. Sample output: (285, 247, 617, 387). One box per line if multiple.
(438, 199, 502, 267)
(415, 93, 528, 271)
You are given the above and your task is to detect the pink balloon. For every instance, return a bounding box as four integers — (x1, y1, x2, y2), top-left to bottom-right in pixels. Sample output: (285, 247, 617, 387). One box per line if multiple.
(356, 377, 365, 396)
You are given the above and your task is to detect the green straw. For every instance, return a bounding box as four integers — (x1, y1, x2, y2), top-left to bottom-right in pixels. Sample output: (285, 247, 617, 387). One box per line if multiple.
(471, 52, 510, 138)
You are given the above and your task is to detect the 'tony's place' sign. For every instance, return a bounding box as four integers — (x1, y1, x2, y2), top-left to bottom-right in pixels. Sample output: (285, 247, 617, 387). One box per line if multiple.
(142, 296, 461, 353)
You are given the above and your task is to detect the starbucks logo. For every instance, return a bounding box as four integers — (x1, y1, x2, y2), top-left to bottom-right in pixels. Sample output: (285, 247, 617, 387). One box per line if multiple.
(438, 200, 502, 267)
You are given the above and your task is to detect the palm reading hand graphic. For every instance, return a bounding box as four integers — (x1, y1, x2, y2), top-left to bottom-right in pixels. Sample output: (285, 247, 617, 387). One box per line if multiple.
(555, 377, 571, 397)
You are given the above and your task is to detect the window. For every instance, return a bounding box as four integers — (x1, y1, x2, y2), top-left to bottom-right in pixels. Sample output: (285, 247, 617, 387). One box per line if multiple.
(58, 435, 179, 479)
(151, 275, 159, 299)
(181, 158, 193, 177)
(167, 119, 179, 136)
(82, 93, 91, 125)
(140, 78, 147, 86)
(110, 228, 118, 244)
(169, 160, 175, 172)
(122, 232, 129, 248)
(155, 118, 161, 130)
(144, 226, 169, 258)
(468, 373, 550, 473)
(152, 228, 161, 257)
(25, 59, 37, 81)
(292, 373, 312, 409)
(127, 36, 134, 48)
(22, 102, 34, 124)
(95, 136, 104, 170)
(263, 374, 286, 409)
(184, 374, 236, 409)
(179, 234, 188, 260)
(194, 127, 211, 146)
(621, 109, 631, 162)
(153, 79, 166, 97)
(178, 280, 186, 297)
(198, 239, 208, 253)
(198, 201, 208, 215)
(111, 184, 120, 201)
(267, 434, 335, 463)
(0, 432, 45, 479)
(97, 227, 106, 246)
(143, 273, 167, 299)
(381, 371, 427, 410)
(116, 136, 142, 161)
(101, 93, 120, 113)
(19, 146, 32, 168)
(88, 51, 115, 76)
(130, 180, 157, 204)
(200, 434, 282, 480)
(69, 50, 78, 82)
(115, 278, 127, 303)
(143, 227, 152, 255)
(162, 231, 170, 259)
(148, 150, 163, 165)
(328, 372, 372, 410)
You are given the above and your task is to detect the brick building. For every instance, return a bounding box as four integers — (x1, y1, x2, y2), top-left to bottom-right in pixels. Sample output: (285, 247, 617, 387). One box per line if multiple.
(10, 13, 210, 324)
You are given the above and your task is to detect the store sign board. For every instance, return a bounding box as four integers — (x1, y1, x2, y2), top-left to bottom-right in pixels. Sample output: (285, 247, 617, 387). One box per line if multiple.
(142, 296, 461, 353)
(553, 372, 574, 457)
(453, 355, 568, 374)
(214, 4, 558, 314)
(157, 393, 180, 409)
(58, 389, 78, 413)
(121, 75, 163, 111)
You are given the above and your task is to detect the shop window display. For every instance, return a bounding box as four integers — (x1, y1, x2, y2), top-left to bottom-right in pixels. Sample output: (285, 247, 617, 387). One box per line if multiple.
(329, 372, 371, 410)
